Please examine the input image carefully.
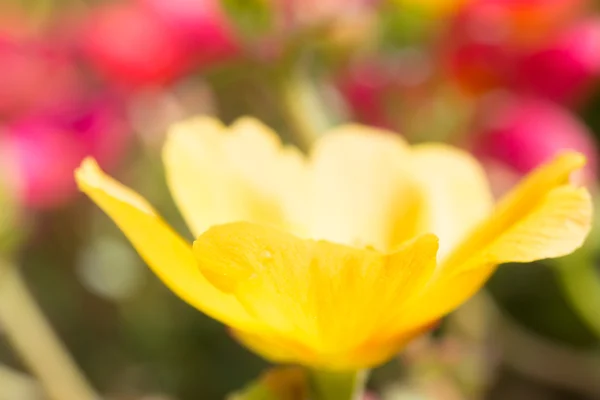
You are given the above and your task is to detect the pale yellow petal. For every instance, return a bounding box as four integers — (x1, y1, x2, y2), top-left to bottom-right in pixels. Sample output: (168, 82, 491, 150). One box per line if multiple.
(400, 152, 592, 330)
(309, 125, 424, 252)
(75, 158, 258, 330)
(162, 116, 227, 236)
(193, 222, 438, 369)
(163, 116, 308, 237)
(411, 144, 494, 259)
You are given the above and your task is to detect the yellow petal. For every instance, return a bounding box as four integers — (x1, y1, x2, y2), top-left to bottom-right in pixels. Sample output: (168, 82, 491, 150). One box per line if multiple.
(193, 221, 439, 369)
(232, 322, 431, 370)
(309, 125, 425, 252)
(401, 152, 592, 330)
(444, 152, 592, 271)
(411, 144, 494, 259)
(75, 158, 257, 330)
(163, 117, 308, 237)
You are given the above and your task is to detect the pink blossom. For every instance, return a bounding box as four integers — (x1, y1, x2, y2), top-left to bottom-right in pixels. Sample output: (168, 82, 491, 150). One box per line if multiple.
(0, 32, 80, 118)
(472, 96, 597, 185)
(82, 2, 191, 87)
(514, 18, 600, 103)
(1, 98, 129, 209)
(444, 0, 587, 96)
(337, 61, 396, 129)
(139, 0, 239, 63)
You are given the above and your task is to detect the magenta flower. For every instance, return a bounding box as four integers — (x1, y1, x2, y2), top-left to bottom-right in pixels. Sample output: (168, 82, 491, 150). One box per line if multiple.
(472, 96, 597, 185)
(2, 98, 129, 209)
(444, 0, 589, 96)
(82, 0, 240, 88)
(0, 21, 131, 209)
(337, 61, 396, 129)
(139, 0, 239, 63)
(514, 18, 600, 103)
(3, 99, 129, 209)
(82, 2, 191, 87)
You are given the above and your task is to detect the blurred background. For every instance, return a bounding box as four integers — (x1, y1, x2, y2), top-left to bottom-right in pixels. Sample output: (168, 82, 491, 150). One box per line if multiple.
(1, 0, 600, 399)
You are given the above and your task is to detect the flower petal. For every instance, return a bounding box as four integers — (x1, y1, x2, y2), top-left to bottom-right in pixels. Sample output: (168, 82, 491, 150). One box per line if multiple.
(163, 116, 308, 237)
(75, 158, 257, 329)
(193, 221, 438, 369)
(410, 144, 494, 259)
(401, 152, 592, 330)
(443, 151, 592, 271)
(309, 126, 424, 252)
(232, 322, 431, 370)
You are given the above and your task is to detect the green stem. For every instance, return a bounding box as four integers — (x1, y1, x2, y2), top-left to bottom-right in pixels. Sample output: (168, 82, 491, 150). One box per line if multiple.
(278, 63, 332, 151)
(308, 369, 367, 400)
(0, 260, 100, 400)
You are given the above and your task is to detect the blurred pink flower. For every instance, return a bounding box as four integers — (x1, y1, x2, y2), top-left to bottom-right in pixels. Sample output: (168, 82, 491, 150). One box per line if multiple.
(514, 18, 600, 103)
(0, 23, 131, 209)
(337, 60, 395, 129)
(139, 0, 239, 63)
(472, 96, 597, 186)
(0, 32, 81, 118)
(51, 97, 130, 169)
(82, 2, 191, 87)
(1, 98, 129, 209)
(446, 41, 515, 95)
(82, 0, 240, 88)
(444, 0, 588, 96)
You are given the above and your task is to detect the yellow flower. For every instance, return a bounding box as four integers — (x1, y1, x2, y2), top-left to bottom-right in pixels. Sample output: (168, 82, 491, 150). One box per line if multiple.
(75, 117, 592, 370)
